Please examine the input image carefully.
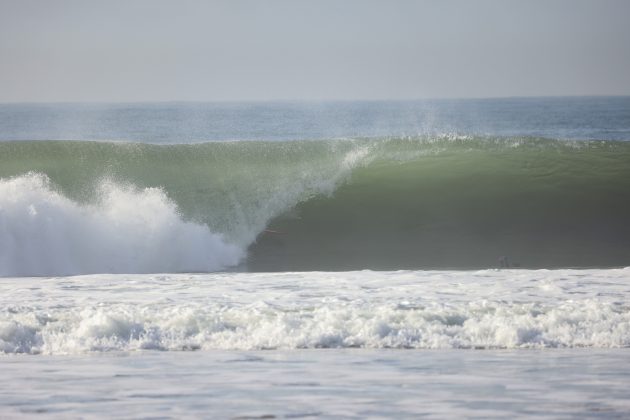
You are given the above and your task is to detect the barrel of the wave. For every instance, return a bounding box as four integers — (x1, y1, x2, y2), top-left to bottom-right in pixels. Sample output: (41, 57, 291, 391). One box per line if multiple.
(248, 137, 630, 270)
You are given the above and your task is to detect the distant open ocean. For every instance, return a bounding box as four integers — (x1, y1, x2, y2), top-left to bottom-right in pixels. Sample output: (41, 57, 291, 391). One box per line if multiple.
(1, 97, 630, 418)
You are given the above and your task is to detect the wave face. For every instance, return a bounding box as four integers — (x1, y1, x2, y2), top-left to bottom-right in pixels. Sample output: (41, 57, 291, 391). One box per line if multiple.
(1, 269, 629, 354)
(1, 137, 630, 274)
(251, 137, 630, 270)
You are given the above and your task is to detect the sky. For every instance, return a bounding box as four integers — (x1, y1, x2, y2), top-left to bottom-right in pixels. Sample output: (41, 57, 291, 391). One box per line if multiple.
(1, 0, 629, 102)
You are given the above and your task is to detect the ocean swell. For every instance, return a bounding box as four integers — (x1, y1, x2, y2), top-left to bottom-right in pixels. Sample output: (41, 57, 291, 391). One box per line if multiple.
(1, 137, 630, 274)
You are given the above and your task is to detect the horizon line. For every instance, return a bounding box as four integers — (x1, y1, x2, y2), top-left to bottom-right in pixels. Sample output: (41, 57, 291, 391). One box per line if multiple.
(1, 94, 630, 106)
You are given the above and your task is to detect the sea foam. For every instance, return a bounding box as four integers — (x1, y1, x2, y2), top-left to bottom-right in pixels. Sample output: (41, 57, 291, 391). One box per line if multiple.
(0, 172, 243, 276)
(1, 269, 629, 354)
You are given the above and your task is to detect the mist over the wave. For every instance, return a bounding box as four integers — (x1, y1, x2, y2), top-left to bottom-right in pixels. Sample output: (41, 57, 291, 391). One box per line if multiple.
(2, 98, 630, 142)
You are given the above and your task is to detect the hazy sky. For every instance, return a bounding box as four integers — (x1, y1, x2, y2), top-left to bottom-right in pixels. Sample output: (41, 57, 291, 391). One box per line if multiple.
(1, 0, 629, 102)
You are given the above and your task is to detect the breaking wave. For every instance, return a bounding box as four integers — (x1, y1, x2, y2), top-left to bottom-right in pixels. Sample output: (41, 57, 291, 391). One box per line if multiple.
(0, 173, 242, 276)
(1, 136, 630, 274)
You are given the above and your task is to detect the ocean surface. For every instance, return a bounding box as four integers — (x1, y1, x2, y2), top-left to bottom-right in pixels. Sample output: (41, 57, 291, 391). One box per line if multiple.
(1, 97, 630, 418)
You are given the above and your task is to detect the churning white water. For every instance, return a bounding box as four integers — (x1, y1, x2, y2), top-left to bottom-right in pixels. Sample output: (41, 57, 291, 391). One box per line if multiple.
(0, 172, 243, 276)
(2, 268, 629, 354)
(2, 269, 630, 417)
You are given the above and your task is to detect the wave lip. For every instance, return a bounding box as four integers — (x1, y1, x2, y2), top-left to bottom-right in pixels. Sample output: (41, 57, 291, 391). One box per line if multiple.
(0, 172, 243, 276)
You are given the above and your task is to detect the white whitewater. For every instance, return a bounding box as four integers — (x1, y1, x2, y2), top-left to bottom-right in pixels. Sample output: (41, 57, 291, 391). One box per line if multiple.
(0, 172, 243, 276)
(1, 269, 629, 354)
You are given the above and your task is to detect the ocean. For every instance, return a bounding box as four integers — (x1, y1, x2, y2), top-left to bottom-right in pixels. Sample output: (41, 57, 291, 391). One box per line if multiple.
(1, 97, 630, 418)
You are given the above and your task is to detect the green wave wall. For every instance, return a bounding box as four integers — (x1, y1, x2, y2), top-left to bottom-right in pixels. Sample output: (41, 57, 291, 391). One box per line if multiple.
(1, 137, 629, 270)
